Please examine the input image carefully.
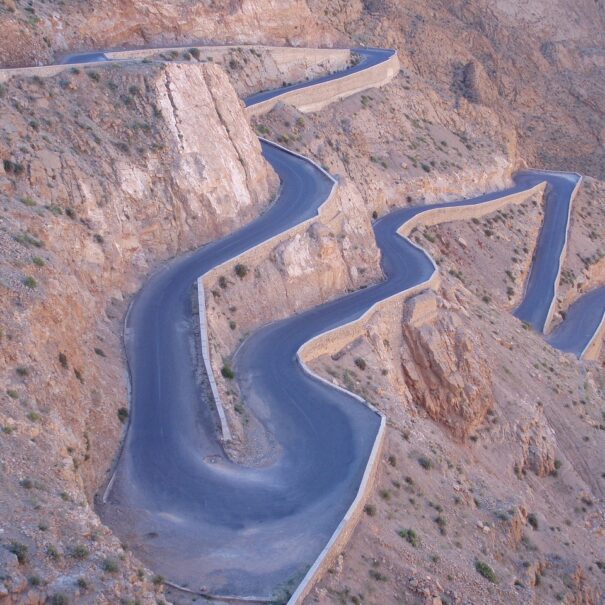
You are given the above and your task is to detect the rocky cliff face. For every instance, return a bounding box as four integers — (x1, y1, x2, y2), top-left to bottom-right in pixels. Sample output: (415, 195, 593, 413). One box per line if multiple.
(0, 60, 276, 602)
(0, 0, 341, 68)
(399, 291, 493, 440)
(307, 0, 605, 179)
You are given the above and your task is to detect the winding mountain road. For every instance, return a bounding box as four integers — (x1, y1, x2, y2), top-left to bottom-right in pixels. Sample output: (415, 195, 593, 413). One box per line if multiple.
(11, 45, 603, 602)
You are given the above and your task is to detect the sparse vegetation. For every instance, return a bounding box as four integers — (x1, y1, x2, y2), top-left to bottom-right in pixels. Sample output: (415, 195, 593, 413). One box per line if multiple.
(475, 560, 498, 583)
(221, 364, 235, 379)
(9, 540, 28, 564)
(364, 504, 376, 516)
(527, 512, 539, 530)
(398, 528, 420, 547)
(368, 569, 387, 581)
(15, 232, 43, 248)
(46, 545, 59, 560)
(102, 557, 119, 573)
(418, 456, 433, 470)
(234, 263, 248, 279)
(70, 544, 89, 559)
(354, 357, 367, 371)
(20, 195, 37, 207)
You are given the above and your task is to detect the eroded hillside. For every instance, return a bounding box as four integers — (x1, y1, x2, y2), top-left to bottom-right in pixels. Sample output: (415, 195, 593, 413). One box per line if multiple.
(0, 1, 604, 605)
(0, 59, 278, 602)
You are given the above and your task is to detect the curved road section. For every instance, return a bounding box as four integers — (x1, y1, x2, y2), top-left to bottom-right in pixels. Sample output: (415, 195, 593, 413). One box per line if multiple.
(45, 46, 601, 601)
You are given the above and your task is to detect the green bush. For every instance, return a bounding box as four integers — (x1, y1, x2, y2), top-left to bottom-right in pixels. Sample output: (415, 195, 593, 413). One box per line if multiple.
(418, 456, 433, 470)
(102, 557, 119, 573)
(234, 264, 248, 279)
(9, 540, 28, 564)
(46, 545, 59, 560)
(221, 364, 235, 379)
(14, 232, 43, 248)
(398, 528, 419, 547)
(475, 560, 498, 583)
(23, 276, 38, 289)
(364, 504, 376, 516)
(71, 544, 89, 559)
(117, 407, 129, 423)
(354, 357, 367, 371)
(527, 513, 539, 530)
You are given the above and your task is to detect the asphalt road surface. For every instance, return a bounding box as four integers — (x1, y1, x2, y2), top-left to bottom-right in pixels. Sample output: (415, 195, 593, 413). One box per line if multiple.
(36, 46, 601, 601)
(244, 48, 395, 107)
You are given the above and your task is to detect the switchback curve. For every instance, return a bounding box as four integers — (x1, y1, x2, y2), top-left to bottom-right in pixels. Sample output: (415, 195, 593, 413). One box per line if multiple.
(7, 45, 602, 604)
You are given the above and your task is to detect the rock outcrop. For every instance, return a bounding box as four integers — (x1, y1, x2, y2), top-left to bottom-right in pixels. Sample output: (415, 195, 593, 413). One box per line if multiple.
(515, 403, 557, 477)
(400, 291, 494, 440)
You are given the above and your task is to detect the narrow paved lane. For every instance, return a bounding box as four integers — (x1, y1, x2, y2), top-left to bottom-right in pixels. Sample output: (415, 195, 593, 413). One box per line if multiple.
(25, 45, 602, 601)
(513, 170, 580, 332)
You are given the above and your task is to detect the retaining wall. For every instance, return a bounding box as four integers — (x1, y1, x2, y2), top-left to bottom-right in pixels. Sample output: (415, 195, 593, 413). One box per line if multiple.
(286, 415, 385, 605)
(0, 45, 351, 85)
(581, 309, 605, 361)
(301, 183, 545, 366)
(197, 138, 338, 442)
(246, 51, 400, 117)
(107, 45, 351, 72)
(400, 183, 546, 237)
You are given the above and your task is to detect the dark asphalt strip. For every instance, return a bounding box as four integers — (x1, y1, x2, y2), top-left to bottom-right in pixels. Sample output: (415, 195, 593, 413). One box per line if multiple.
(36, 46, 600, 600)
